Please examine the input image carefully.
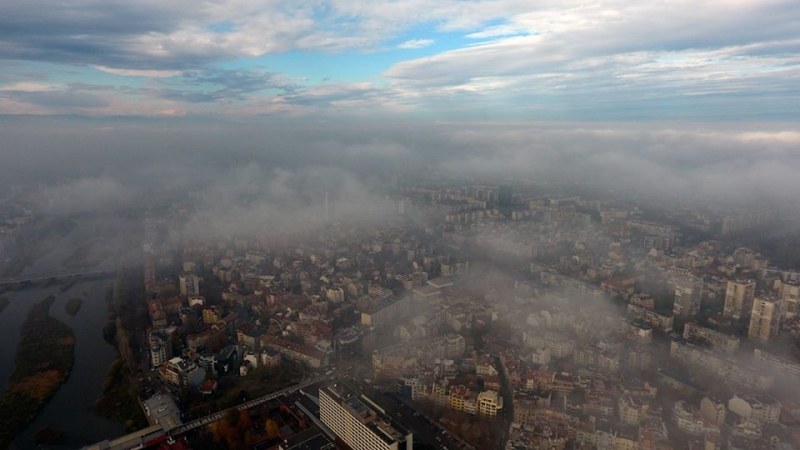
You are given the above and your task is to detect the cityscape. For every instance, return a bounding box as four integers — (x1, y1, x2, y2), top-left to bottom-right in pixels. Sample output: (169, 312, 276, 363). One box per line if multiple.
(2, 170, 800, 449)
(1, 1, 800, 450)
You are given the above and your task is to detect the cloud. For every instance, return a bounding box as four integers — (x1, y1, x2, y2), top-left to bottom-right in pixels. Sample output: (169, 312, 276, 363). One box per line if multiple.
(1, 88, 109, 109)
(277, 82, 379, 108)
(0, 1, 318, 69)
(397, 39, 434, 49)
(3, 118, 798, 211)
(181, 165, 395, 240)
(428, 123, 800, 208)
(35, 177, 133, 214)
(377, 1, 800, 118)
(0, 68, 305, 116)
(153, 68, 299, 103)
(0, 1, 798, 118)
(0, 81, 58, 92)
(93, 65, 181, 78)
(465, 24, 529, 40)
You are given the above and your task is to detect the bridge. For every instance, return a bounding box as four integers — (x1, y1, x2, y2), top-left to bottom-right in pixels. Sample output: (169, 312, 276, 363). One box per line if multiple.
(169, 375, 326, 435)
(0, 267, 118, 287)
(83, 375, 328, 450)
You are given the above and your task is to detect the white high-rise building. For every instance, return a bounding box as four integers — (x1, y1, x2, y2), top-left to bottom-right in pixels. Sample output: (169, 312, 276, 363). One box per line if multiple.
(319, 383, 412, 450)
(778, 280, 800, 318)
(398, 198, 407, 216)
(748, 297, 782, 342)
(149, 333, 169, 368)
(179, 273, 201, 297)
(724, 279, 755, 319)
(673, 276, 703, 317)
(324, 190, 331, 223)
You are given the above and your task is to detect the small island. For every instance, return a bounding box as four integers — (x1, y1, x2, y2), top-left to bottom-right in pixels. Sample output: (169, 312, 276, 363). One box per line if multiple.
(65, 298, 83, 316)
(0, 296, 9, 313)
(0, 295, 75, 448)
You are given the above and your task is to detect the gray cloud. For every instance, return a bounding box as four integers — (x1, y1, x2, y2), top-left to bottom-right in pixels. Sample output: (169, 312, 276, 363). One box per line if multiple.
(0, 1, 318, 69)
(2, 89, 109, 108)
(0, 0, 189, 68)
(183, 165, 394, 240)
(156, 69, 299, 103)
(34, 177, 133, 214)
(432, 123, 800, 208)
(2, 118, 799, 219)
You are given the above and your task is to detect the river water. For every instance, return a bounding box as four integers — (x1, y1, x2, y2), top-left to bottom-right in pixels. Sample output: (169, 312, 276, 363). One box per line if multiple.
(0, 217, 127, 448)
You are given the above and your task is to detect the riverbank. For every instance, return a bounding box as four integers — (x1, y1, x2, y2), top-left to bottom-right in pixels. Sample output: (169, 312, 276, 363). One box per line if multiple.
(0, 295, 75, 448)
(94, 268, 148, 432)
(94, 356, 148, 431)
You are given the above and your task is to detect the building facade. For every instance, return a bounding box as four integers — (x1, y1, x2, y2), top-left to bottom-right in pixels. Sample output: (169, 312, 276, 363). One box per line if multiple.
(319, 383, 412, 450)
(748, 297, 782, 342)
(723, 280, 755, 319)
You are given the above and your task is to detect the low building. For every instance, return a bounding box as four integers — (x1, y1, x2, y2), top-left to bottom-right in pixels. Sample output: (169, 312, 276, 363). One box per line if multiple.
(673, 400, 718, 436)
(670, 339, 772, 390)
(161, 357, 205, 387)
(728, 394, 781, 424)
(683, 322, 740, 353)
(142, 393, 182, 432)
(477, 389, 503, 416)
(523, 331, 575, 358)
(202, 306, 221, 324)
(262, 336, 328, 369)
(753, 348, 800, 379)
(148, 329, 173, 368)
(261, 349, 282, 368)
(362, 295, 414, 330)
(627, 304, 674, 332)
(700, 396, 727, 426)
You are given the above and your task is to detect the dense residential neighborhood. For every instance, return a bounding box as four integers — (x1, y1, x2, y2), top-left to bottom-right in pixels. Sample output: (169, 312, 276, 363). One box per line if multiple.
(2, 174, 800, 449)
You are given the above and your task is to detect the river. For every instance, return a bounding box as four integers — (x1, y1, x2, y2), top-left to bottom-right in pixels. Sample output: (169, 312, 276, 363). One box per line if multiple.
(0, 216, 128, 448)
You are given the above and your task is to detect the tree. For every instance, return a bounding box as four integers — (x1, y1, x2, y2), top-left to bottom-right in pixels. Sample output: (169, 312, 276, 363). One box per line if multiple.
(265, 419, 280, 439)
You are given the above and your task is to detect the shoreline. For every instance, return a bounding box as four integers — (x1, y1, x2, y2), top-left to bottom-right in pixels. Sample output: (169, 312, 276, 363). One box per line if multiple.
(0, 295, 75, 448)
(94, 269, 149, 432)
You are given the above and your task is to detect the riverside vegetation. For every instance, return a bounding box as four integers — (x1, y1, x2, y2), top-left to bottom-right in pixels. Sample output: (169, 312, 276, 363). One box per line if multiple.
(0, 295, 75, 448)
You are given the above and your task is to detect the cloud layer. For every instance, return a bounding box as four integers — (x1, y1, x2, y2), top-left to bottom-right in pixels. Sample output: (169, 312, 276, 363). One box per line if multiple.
(0, 0, 797, 119)
(3, 119, 799, 215)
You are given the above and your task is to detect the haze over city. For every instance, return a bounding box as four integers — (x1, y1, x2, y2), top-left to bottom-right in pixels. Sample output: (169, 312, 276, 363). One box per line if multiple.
(1, 1, 800, 450)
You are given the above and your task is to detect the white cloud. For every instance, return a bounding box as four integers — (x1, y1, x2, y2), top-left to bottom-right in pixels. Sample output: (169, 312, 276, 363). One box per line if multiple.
(397, 39, 434, 49)
(379, 0, 800, 117)
(0, 82, 58, 92)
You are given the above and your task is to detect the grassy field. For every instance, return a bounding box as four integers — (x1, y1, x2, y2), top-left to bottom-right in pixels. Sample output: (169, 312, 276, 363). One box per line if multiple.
(0, 295, 75, 448)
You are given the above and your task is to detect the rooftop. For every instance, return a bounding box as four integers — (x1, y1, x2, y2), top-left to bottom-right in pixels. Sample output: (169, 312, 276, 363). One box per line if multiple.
(142, 393, 182, 431)
(321, 383, 409, 445)
(427, 277, 454, 289)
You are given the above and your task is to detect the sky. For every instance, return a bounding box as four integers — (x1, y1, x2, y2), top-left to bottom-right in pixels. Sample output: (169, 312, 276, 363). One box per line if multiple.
(0, 0, 799, 120)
